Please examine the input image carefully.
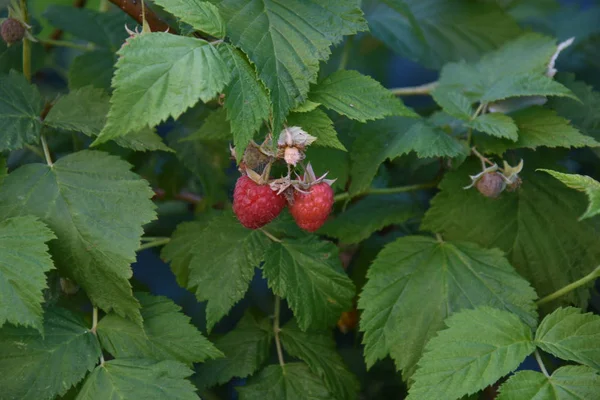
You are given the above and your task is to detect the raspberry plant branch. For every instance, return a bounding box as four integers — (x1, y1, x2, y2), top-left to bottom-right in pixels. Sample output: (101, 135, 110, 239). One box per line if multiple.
(273, 296, 285, 369)
(333, 182, 438, 202)
(390, 81, 437, 96)
(534, 349, 550, 377)
(137, 238, 171, 251)
(39, 39, 95, 52)
(108, 0, 174, 33)
(536, 265, 600, 306)
(19, 0, 30, 82)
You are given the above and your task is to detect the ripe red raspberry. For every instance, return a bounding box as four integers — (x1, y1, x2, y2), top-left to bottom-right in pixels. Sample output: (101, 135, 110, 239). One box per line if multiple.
(233, 175, 286, 229)
(289, 183, 334, 232)
(1, 18, 25, 45)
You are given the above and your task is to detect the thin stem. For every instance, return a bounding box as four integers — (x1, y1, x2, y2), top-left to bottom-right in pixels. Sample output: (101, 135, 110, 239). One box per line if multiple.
(337, 36, 353, 71)
(273, 296, 285, 369)
(471, 102, 486, 120)
(91, 307, 105, 365)
(334, 182, 438, 203)
(137, 238, 171, 251)
(140, 236, 170, 242)
(40, 133, 53, 167)
(260, 228, 282, 243)
(40, 39, 95, 52)
(534, 349, 550, 377)
(390, 81, 437, 96)
(20, 0, 31, 82)
(435, 233, 444, 243)
(536, 265, 600, 306)
(91, 307, 99, 334)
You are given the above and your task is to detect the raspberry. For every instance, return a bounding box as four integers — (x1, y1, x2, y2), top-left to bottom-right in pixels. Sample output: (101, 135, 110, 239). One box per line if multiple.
(1, 18, 25, 45)
(233, 175, 286, 229)
(476, 172, 505, 198)
(289, 182, 334, 232)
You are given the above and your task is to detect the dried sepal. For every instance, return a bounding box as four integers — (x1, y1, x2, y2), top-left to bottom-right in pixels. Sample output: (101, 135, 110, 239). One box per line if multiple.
(278, 126, 316, 148)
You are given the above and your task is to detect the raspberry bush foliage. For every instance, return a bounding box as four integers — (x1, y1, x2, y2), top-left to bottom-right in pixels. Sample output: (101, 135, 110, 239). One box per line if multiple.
(2, 0, 600, 399)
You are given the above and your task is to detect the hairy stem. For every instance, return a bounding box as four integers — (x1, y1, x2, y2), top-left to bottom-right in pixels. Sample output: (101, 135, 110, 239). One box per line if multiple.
(534, 349, 550, 377)
(108, 0, 174, 33)
(20, 0, 31, 81)
(390, 81, 437, 96)
(137, 238, 171, 251)
(40, 134, 53, 167)
(40, 39, 95, 52)
(273, 296, 285, 369)
(334, 182, 438, 203)
(536, 265, 600, 306)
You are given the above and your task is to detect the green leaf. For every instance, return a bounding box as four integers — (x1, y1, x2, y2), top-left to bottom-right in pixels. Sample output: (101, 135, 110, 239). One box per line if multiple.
(496, 366, 600, 400)
(0, 216, 55, 332)
(194, 309, 272, 390)
(217, 0, 367, 131)
(69, 51, 116, 91)
(280, 320, 359, 400)
(422, 159, 600, 307)
(287, 109, 346, 151)
(76, 359, 198, 400)
(262, 236, 355, 330)
(535, 307, 600, 370)
(407, 307, 536, 400)
(359, 236, 537, 377)
(438, 34, 575, 103)
(95, 33, 230, 144)
(167, 129, 229, 206)
(305, 147, 349, 192)
(431, 87, 473, 120)
(43, 86, 172, 152)
(292, 100, 321, 113)
(162, 213, 270, 331)
(0, 70, 44, 151)
(0, 150, 157, 325)
(153, 0, 226, 38)
(366, 0, 521, 69)
(481, 73, 576, 103)
(44, 86, 110, 136)
(218, 44, 270, 159)
(539, 170, 600, 220)
(237, 363, 334, 400)
(319, 195, 417, 244)
(0, 157, 6, 186)
(43, 6, 131, 51)
(466, 113, 518, 140)
(114, 128, 174, 153)
(0, 308, 102, 400)
(185, 108, 232, 141)
(477, 107, 599, 154)
(349, 117, 464, 195)
(309, 70, 415, 122)
(98, 292, 222, 365)
(550, 74, 600, 141)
